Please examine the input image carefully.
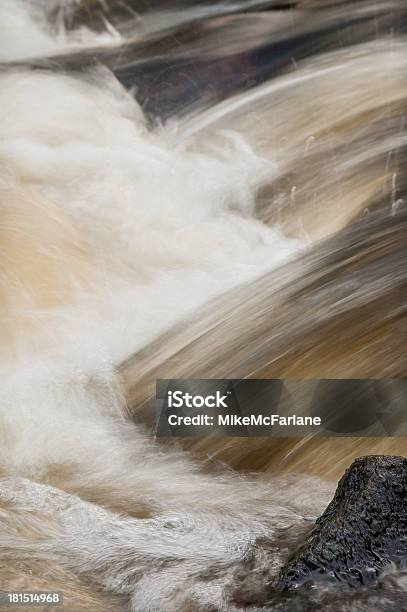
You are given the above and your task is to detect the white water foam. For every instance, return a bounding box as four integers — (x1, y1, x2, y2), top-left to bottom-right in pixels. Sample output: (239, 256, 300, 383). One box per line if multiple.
(0, 0, 299, 488)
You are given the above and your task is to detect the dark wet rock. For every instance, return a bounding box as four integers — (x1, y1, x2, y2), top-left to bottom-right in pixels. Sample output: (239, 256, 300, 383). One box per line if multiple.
(276, 455, 407, 591)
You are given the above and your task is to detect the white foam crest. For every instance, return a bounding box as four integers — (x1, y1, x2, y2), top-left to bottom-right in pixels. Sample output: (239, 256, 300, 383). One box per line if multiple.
(0, 3, 309, 607)
(0, 0, 119, 62)
(0, 67, 299, 366)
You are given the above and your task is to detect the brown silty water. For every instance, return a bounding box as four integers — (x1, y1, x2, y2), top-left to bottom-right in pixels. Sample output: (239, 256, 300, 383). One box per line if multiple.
(0, 1, 406, 611)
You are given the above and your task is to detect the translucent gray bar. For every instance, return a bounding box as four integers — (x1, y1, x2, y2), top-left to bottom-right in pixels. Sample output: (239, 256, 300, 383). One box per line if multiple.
(0, 592, 64, 607)
(156, 379, 407, 437)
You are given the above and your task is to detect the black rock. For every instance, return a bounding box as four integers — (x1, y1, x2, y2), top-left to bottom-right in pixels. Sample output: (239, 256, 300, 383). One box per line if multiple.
(276, 455, 407, 591)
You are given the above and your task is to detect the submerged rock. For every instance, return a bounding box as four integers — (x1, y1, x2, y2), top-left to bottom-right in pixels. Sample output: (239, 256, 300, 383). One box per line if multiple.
(276, 455, 407, 590)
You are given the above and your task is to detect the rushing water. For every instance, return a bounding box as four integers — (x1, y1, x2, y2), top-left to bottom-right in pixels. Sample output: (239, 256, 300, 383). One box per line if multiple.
(0, 1, 406, 611)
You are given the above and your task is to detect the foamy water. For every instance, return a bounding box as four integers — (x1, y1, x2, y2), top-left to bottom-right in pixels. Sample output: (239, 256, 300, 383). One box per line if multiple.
(0, 2, 300, 357)
(0, 2, 406, 610)
(0, 0, 305, 593)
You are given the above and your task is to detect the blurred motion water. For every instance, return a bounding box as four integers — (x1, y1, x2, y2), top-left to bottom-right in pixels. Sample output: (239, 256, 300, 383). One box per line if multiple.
(0, 1, 406, 610)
